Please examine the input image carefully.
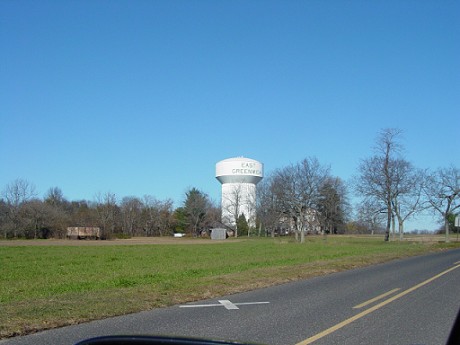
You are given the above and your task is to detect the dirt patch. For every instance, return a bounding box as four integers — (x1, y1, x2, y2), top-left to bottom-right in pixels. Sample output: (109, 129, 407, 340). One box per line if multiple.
(0, 237, 235, 246)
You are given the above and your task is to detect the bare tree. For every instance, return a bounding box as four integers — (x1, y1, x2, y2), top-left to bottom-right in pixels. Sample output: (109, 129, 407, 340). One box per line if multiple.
(45, 187, 65, 207)
(0, 199, 9, 238)
(69, 200, 97, 229)
(390, 160, 425, 240)
(44, 187, 71, 238)
(423, 166, 460, 242)
(355, 199, 387, 235)
(1, 179, 37, 238)
(143, 195, 161, 236)
(202, 199, 222, 229)
(94, 192, 118, 239)
(245, 186, 257, 235)
(257, 175, 284, 237)
(221, 182, 246, 237)
(272, 157, 330, 243)
(156, 199, 174, 236)
(355, 128, 404, 241)
(377, 128, 404, 241)
(143, 195, 174, 236)
(20, 199, 56, 239)
(120, 196, 143, 236)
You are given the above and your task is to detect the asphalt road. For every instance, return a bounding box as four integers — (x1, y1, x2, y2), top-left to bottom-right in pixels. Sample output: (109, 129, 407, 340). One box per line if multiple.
(2, 248, 460, 345)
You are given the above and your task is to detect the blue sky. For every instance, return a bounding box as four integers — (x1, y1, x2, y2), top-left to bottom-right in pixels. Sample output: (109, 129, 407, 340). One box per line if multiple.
(1, 0, 459, 231)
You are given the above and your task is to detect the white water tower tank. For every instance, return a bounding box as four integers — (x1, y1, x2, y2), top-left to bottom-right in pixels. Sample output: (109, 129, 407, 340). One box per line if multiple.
(215, 157, 263, 229)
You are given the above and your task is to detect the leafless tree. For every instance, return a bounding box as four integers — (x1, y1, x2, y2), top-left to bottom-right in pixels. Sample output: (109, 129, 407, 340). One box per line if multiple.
(121, 196, 143, 236)
(94, 192, 118, 239)
(377, 128, 404, 240)
(202, 199, 222, 228)
(44, 187, 71, 238)
(355, 128, 404, 241)
(423, 166, 460, 242)
(156, 199, 174, 236)
(389, 160, 426, 240)
(272, 157, 330, 243)
(0, 199, 9, 238)
(355, 199, 386, 235)
(245, 188, 257, 235)
(69, 200, 97, 229)
(257, 175, 284, 237)
(143, 195, 161, 236)
(20, 199, 56, 239)
(221, 182, 246, 237)
(1, 179, 37, 238)
(45, 187, 65, 207)
(142, 195, 174, 236)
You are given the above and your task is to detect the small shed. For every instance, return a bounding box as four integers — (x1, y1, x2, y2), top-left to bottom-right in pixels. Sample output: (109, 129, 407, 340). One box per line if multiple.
(211, 228, 227, 240)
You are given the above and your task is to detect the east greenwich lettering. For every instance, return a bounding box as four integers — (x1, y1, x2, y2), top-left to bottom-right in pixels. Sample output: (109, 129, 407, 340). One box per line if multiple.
(231, 162, 262, 175)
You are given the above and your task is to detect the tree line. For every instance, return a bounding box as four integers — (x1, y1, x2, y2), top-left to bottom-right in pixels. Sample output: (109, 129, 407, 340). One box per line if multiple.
(1, 128, 459, 241)
(0, 183, 222, 240)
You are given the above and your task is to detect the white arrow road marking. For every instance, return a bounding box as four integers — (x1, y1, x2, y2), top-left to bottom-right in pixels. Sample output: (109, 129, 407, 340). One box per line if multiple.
(218, 300, 239, 309)
(179, 300, 269, 310)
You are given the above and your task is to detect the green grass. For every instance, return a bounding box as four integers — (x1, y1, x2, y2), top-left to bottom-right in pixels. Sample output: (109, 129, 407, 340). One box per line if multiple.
(1, 236, 459, 338)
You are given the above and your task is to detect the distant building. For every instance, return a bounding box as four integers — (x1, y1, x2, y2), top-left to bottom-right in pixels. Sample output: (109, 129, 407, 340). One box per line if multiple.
(279, 209, 322, 235)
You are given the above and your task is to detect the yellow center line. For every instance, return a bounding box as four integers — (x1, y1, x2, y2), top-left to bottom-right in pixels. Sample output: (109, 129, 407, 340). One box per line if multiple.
(353, 288, 400, 309)
(296, 263, 460, 345)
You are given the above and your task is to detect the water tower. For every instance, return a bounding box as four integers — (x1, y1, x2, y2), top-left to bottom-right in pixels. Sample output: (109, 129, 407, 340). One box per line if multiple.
(215, 157, 263, 229)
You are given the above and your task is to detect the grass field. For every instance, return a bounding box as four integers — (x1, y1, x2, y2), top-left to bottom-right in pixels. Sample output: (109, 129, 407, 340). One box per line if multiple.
(1, 236, 459, 339)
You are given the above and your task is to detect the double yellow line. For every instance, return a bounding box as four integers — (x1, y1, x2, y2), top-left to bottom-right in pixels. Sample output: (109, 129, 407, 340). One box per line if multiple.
(296, 262, 460, 345)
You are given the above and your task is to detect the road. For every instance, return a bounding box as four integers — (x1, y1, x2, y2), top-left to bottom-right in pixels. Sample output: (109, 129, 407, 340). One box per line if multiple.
(2, 248, 460, 345)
